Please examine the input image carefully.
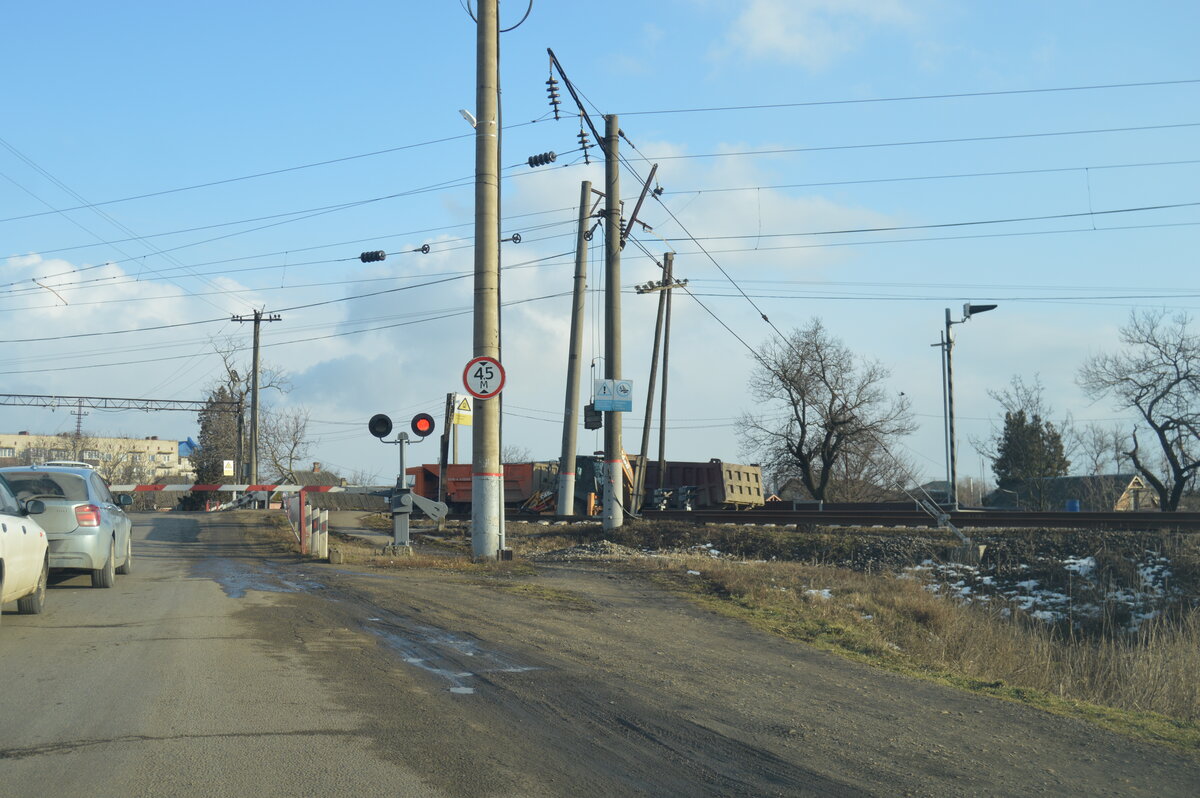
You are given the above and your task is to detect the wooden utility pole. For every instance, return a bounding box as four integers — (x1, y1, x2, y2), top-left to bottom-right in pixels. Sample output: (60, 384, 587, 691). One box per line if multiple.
(557, 180, 594, 517)
(471, 0, 502, 558)
(438, 392, 453, 531)
(602, 115, 624, 531)
(232, 309, 281, 486)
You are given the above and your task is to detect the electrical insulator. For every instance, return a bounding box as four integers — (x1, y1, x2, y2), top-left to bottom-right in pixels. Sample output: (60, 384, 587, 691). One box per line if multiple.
(359, 250, 386, 263)
(546, 76, 561, 120)
(578, 126, 591, 165)
(527, 151, 557, 168)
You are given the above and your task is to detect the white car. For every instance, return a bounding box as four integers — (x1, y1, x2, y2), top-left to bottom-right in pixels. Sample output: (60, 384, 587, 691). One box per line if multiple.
(0, 473, 49, 623)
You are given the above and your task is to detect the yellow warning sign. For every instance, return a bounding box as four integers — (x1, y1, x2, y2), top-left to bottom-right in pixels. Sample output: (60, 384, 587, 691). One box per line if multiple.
(453, 394, 473, 426)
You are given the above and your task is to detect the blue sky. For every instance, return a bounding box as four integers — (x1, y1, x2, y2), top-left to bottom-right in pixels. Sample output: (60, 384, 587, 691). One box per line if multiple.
(2, 1, 1197, 488)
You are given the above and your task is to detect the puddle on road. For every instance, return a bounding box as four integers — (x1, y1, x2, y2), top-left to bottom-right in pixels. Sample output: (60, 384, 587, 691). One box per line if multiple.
(364, 617, 539, 695)
(192, 558, 536, 694)
(195, 558, 325, 599)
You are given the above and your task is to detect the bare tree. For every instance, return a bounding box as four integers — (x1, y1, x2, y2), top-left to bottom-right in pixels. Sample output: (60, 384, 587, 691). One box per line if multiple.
(344, 468, 381, 486)
(822, 439, 918, 502)
(739, 319, 916, 502)
(1075, 422, 1131, 476)
(501, 445, 532, 463)
(207, 338, 291, 481)
(1078, 310, 1200, 511)
(259, 407, 312, 483)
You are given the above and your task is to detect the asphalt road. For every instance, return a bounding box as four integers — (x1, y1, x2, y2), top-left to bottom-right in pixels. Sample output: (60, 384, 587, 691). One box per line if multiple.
(2, 511, 1198, 797)
(0, 512, 438, 798)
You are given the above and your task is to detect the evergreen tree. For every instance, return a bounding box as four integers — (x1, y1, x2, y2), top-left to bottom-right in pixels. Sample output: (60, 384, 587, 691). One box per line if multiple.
(193, 387, 238, 486)
(992, 409, 1070, 504)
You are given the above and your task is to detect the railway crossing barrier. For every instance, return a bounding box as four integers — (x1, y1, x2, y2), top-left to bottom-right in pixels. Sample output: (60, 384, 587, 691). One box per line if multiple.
(109, 483, 374, 558)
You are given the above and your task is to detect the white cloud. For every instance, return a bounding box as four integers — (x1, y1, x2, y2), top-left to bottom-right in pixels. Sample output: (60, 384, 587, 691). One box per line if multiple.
(716, 0, 919, 69)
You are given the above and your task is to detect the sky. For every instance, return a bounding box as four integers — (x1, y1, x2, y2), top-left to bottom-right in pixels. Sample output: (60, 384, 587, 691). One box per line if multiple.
(1, 1, 1197, 489)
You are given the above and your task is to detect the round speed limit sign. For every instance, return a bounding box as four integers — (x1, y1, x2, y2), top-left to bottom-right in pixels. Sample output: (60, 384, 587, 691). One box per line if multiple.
(463, 356, 506, 400)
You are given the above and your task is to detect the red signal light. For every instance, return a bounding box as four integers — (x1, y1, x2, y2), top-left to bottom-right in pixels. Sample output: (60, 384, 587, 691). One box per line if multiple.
(410, 413, 435, 438)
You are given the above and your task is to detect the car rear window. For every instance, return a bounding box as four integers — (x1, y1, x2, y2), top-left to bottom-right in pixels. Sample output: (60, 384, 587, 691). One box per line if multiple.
(3, 472, 90, 502)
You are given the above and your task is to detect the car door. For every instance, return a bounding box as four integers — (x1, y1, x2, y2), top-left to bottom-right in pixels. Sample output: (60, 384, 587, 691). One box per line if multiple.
(0, 479, 38, 602)
(92, 474, 130, 560)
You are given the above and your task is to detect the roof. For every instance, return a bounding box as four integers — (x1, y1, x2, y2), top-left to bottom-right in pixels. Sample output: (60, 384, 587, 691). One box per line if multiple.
(0, 464, 95, 477)
(986, 474, 1142, 510)
(285, 470, 346, 488)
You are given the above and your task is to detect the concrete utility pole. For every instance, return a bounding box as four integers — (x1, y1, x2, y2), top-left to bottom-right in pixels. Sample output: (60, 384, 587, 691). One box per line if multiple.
(602, 115, 624, 531)
(632, 253, 672, 512)
(472, 0, 502, 559)
(232, 309, 281, 487)
(658, 258, 677, 490)
(938, 303, 997, 510)
(557, 180, 593, 517)
(944, 309, 959, 509)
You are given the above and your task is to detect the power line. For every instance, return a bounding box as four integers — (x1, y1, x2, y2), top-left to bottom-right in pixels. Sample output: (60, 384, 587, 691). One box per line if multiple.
(662, 158, 1200, 196)
(0, 251, 575, 343)
(0, 202, 581, 293)
(0, 290, 571, 376)
(0, 130, 490, 225)
(614, 78, 1200, 117)
(662, 201, 1200, 243)
(628, 122, 1200, 163)
(10, 174, 477, 261)
(0, 137, 255, 315)
(653, 220, 1200, 256)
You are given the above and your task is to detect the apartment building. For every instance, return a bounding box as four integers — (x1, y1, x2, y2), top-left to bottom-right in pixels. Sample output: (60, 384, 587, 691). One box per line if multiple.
(0, 431, 194, 481)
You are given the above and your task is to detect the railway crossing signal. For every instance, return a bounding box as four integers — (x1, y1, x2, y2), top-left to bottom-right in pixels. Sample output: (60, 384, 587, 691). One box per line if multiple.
(366, 412, 448, 548)
(368, 413, 393, 439)
(410, 413, 435, 438)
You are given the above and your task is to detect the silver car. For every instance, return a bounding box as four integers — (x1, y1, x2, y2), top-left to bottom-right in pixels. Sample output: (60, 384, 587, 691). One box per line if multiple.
(0, 465, 133, 588)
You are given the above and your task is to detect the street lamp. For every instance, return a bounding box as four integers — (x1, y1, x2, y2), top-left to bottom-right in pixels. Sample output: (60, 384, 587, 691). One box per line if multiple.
(934, 303, 997, 509)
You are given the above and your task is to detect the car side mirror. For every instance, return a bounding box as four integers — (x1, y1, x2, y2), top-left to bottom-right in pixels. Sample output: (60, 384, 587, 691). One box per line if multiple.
(24, 499, 45, 515)
(117, 494, 133, 507)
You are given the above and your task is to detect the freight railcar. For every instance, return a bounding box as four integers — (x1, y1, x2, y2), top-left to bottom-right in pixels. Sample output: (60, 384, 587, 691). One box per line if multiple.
(407, 457, 763, 514)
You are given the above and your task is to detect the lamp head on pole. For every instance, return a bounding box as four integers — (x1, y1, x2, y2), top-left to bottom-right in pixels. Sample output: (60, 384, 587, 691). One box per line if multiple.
(963, 303, 998, 320)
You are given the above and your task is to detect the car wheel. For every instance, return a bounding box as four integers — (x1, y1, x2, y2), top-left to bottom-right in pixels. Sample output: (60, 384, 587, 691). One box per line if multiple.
(18, 557, 48, 614)
(92, 539, 116, 588)
(115, 535, 132, 575)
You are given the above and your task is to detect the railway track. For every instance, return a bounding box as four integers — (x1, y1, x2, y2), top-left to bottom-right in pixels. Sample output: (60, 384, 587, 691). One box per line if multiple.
(637, 507, 1200, 531)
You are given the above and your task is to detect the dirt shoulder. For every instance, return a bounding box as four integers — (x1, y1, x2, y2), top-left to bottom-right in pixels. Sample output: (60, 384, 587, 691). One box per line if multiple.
(229, 516, 1199, 797)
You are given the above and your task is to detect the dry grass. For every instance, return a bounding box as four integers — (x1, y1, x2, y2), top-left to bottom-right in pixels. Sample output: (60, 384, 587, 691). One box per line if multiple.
(326, 527, 535, 577)
(257, 514, 1199, 750)
(497, 520, 1200, 751)
(636, 553, 1200, 750)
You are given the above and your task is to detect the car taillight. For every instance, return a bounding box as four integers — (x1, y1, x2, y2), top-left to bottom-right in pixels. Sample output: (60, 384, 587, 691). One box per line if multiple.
(75, 504, 101, 527)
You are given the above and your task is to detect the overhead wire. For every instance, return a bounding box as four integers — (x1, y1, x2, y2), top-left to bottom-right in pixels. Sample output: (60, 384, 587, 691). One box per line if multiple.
(0, 289, 573, 375)
(629, 122, 1200, 163)
(660, 201, 1200, 243)
(0, 202, 583, 295)
(0, 250, 576, 345)
(661, 158, 1200, 196)
(613, 78, 1200, 116)
(0, 121, 549, 226)
(0, 136, 256, 316)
